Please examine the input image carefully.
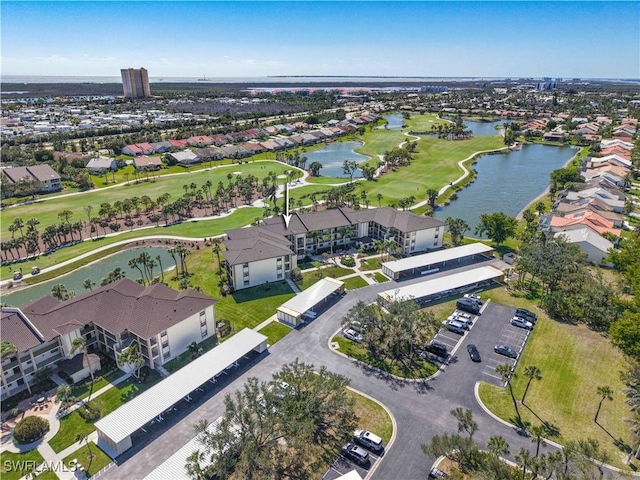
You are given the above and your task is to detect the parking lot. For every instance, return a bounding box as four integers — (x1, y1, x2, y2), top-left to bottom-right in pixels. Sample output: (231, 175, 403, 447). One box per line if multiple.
(424, 298, 533, 384)
(321, 447, 384, 480)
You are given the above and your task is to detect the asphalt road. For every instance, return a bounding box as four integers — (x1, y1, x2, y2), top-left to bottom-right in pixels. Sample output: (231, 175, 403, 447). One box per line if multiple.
(97, 260, 598, 480)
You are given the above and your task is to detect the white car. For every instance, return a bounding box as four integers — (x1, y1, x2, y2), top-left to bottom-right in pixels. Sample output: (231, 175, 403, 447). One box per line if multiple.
(343, 328, 363, 343)
(354, 429, 384, 452)
(464, 293, 483, 305)
(510, 317, 533, 330)
(453, 310, 473, 320)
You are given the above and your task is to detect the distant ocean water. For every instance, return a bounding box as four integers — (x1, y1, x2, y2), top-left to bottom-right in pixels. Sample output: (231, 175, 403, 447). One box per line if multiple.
(1, 75, 506, 84)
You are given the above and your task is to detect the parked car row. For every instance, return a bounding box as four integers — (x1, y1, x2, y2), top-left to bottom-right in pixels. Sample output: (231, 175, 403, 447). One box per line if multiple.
(340, 429, 384, 468)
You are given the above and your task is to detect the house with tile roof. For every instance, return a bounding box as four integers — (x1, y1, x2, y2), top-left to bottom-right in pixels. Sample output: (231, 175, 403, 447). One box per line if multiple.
(133, 155, 163, 170)
(222, 207, 447, 290)
(1, 279, 216, 399)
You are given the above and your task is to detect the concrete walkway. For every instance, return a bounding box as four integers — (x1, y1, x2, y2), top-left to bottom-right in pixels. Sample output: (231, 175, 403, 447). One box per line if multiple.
(1, 372, 131, 480)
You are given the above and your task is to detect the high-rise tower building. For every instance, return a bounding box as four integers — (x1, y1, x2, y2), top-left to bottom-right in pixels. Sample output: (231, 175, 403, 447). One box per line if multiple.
(120, 67, 151, 98)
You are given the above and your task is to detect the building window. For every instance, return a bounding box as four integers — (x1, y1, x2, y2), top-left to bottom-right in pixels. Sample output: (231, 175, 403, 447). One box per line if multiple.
(277, 272, 283, 279)
(244, 279, 250, 286)
(200, 316, 207, 326)
(201, 327, 208, 338)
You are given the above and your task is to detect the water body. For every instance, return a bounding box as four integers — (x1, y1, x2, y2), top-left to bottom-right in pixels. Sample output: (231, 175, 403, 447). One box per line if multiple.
(305, 141, 369, 178)
(433, 144, 577, 233)
(383, 113, 405, 130)
(463, 120, 503, 137)
(3, 247, 175, 307)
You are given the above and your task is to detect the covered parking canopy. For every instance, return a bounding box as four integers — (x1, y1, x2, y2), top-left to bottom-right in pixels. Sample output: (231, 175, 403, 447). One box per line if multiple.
(277, 277, 344, 326)
(378, 265, 504, 305)
(144, 418, 223, 480)
(95, 328, 267, 456)
(381, 243, 494, 280)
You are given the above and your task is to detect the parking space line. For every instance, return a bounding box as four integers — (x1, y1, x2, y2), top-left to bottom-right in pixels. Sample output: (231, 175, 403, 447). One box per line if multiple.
(482, 371, 503, 380)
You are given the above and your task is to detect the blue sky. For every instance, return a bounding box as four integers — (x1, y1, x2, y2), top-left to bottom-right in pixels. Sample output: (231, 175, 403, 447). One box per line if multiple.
(2, 1, 639, 78)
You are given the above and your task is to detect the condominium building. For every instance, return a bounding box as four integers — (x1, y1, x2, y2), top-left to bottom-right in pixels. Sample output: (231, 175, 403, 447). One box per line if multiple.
(1, 279, 216, 399)
(223, 207, 447, 290)
(120, 67, 151, 99)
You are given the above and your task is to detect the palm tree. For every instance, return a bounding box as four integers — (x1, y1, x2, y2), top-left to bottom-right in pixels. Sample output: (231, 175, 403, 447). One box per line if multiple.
(156, 255, 164, 282)
(71, 337, 94, 400)
(515, 448, 532, 480)
(82, 279, 95, 291)
(487, 435, 510, 457)
(594, 385, 613, 423)
(496, 363, 520, 422)
(117, 344, 145, 378)
(529, 424, 547, 457)
(212, 238, 223, 278)
(376, 193, 383, 207)
(521, 365, 542, 404)
(1, 341, 32, 395)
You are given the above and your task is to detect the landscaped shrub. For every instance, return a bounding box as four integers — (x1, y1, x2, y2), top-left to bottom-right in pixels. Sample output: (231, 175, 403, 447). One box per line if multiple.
(58, 371, 74, 384)
(13, 416, 49, 444)
(78, 405, 101, 422)
(341, 256, 356, 267)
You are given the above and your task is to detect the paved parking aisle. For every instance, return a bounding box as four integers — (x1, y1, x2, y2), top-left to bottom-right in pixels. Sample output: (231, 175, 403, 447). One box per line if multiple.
(477, 303, 532, 386)
(321, 449, 383, 480)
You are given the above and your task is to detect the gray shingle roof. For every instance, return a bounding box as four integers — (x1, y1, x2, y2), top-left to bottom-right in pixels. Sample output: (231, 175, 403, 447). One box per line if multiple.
(19, 279, 215, 342)
(0, 310, 44, 353)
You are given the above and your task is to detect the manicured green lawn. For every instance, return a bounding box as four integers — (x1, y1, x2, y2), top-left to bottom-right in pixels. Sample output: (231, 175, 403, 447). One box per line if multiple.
(49, 410, 96, 453)
(50, 372, 161, 453)
(352, 135, 505, 207)
(373, 272, 390, 283)
(62, 442, 111, 477)
(218, 281, 295, 332)
(359, 256, 383, 271)
(342, 276, 368, 290)
(477, 287, 635, 470)
(0, 449, 45, 480)
(296, 266, 353, 290)
(355, 130, 406, 163)
(258, 321, 293, 346)
(304, 176, 352, 185)
(333, 336, 438, 379)
(164, 334, 220, 373)
(1, 207, 261, 281)
(1, 161, 294, 241)
(405, 113, 450, 132)
(349, 390, 393, 444)
(72, 369, 124, 400)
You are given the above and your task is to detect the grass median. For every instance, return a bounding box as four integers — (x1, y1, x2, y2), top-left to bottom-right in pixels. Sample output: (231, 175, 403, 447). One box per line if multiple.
(333, 336, 438, 379)
(258, 321, 293, 346)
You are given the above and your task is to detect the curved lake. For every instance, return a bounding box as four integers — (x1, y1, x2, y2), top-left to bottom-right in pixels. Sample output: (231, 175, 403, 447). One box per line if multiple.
(3, 246, 175, 306)
(433, 144, 577, 233)
(305, 141, 369, 178)
(383, 113, 405, 130)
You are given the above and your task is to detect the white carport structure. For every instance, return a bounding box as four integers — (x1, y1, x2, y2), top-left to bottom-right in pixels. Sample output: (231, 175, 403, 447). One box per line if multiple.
(381, 243, 494, 280)
(144, 417, 223, 480)
(95, 328, 267, 457)
(277, 277, 345, 326)
(378, 265, 504, 305)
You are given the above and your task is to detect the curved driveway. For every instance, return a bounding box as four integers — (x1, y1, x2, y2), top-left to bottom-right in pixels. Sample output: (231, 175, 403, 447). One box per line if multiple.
(100, 260, 617, 480)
